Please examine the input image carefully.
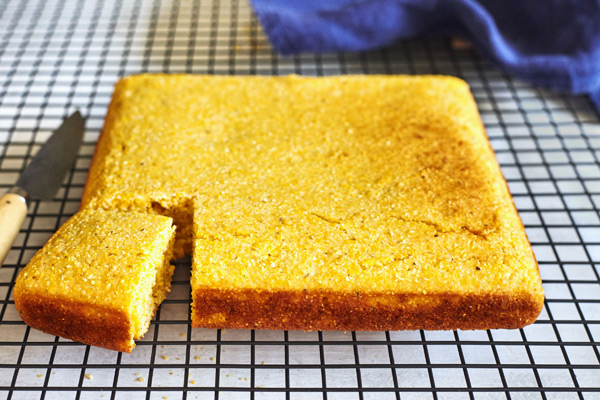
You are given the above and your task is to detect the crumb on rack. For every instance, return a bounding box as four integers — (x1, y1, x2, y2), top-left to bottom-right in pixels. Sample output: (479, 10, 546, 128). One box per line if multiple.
(84, 373, 93, 380)
(451, 37, 474, 50)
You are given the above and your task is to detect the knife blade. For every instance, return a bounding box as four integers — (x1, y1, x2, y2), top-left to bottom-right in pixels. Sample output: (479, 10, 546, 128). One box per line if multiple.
(0, 111, 85, 266)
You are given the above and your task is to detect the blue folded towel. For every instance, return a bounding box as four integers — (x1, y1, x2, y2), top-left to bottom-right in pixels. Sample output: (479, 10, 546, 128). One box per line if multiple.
(251, 0, 600, 113)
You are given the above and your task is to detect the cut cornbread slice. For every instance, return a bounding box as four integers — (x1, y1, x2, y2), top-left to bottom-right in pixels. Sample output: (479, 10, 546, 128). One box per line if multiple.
(81, 74, 543, 331)
(14, 208, 175, 352)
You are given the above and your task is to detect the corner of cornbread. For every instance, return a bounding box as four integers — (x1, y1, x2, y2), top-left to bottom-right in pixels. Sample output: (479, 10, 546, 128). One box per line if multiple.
(14, 208, 176, 352)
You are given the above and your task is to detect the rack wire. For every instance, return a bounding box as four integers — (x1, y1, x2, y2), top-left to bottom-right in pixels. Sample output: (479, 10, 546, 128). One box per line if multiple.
(1, 0, 599, 399)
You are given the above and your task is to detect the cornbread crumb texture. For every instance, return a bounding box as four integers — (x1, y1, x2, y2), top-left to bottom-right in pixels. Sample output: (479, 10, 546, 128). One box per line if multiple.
(80, 74, 543, 331)
(14, 208, 176, 352)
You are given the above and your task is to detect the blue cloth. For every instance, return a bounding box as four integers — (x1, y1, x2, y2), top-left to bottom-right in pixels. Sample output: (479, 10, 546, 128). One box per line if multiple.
(250, 0, 600, 113)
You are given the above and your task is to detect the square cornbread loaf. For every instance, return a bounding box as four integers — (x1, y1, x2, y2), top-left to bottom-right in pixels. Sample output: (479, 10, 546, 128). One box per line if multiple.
(78, 74, 544, 332)
(14, 209, 176, 352)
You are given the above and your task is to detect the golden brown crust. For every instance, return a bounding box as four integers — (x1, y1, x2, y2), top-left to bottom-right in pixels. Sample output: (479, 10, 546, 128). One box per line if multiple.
(14, 291, 134, 352)
(80, 81, 122, 210)
(192, 288, 543, 331)
(465, 85, 544, 290)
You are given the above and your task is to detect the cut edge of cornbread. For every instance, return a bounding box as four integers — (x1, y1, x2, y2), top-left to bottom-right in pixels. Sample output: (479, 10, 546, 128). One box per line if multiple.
(145, 197, 194, 260)
(14, 209, 176, 353)
(132, 225, 176, 340)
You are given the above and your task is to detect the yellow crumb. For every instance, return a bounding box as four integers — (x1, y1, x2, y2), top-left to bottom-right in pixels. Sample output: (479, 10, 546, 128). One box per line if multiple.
(161, 355, 168, 360)
(137, 377, 144, 382)
(84, 373, 93, 380)
(194, 356, 201, 360)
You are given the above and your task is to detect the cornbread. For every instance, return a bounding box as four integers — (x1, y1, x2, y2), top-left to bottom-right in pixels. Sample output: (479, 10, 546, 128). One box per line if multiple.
(81, 74, 544, 332)
(17, 74, 543, 347)
(14, 209, 176, 352)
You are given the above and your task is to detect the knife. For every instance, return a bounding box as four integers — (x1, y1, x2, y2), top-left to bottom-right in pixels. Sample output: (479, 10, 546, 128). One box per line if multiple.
(0, 111, 85, 266)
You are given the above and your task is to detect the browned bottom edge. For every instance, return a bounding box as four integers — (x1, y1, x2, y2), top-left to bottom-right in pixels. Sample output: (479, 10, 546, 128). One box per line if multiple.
(191, 288, 544, 331)
(14, 292, 134, 353)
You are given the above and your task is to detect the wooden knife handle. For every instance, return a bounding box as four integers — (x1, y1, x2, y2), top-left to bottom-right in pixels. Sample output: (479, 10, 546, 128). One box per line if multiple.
(0, 193, 28, 266)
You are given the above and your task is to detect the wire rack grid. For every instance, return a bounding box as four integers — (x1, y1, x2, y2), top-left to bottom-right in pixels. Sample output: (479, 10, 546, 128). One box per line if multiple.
(1, 0, 599, 399)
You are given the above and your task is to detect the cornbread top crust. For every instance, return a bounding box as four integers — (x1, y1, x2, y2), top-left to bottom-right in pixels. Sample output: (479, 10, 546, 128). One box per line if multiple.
(83, 75, 543, 304)
(15, 209, 174, 316)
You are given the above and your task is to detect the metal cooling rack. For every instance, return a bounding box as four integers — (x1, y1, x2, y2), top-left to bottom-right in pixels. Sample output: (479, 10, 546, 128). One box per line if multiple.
(1, 0, 600, 399)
